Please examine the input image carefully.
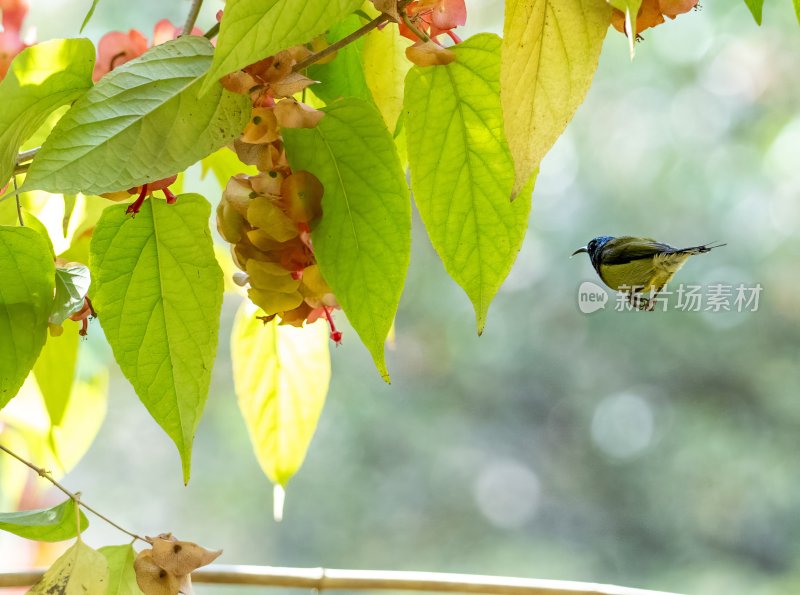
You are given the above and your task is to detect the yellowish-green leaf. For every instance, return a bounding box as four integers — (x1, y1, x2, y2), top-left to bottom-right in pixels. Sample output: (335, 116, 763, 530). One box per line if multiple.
(29, 539, 108, 594)
(49, 369, 108, 473)
(501, 0, 610, 196)
(363, 18, 413, 131)
(231, 301, 330, 487)
(0, 426, 29, 509)
(404, 34, 533, 333)
(1, 367, 107, 478)
(33, 322, 80, 426)
(99, 544, 143, 595)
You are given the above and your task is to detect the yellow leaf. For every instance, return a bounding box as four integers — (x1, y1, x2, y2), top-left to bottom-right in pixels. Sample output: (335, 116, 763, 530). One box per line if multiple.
(363, 24, 413, 131)
(501, 0, 610, 196)
(29, 540, 108, 595)
(231, 300, 331, 488)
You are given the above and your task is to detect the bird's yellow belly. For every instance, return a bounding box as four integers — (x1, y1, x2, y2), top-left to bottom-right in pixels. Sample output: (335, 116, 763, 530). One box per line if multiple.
(599, 253, 690, 293)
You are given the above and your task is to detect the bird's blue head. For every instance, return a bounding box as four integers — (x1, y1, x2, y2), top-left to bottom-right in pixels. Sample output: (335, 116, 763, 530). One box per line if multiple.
(571, 236, 614, 270)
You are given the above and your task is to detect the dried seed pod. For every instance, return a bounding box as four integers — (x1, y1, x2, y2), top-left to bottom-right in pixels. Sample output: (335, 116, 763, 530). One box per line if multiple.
(151, 536, 222, 577)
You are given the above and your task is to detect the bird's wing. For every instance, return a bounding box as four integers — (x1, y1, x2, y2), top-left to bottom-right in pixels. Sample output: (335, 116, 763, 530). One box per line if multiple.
(597, 237, 677, 265)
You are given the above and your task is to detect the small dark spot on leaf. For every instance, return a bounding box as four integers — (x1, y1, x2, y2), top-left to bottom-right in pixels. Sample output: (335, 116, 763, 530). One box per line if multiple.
(173, 544, 182, 553)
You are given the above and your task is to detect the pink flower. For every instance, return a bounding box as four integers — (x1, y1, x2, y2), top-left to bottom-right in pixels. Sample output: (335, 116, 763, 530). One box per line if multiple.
(0, 0, 29, 80)
(1, 0, 27, 32)
(92, 29, 148, 81)
(93, 19, 203, 81)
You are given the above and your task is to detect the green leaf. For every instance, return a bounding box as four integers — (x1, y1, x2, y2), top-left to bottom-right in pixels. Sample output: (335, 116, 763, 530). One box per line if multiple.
(63, 194, 78, 237)
(795, 0, 800, 25)
(608, 0, 642, 55)
(308, 15, 373, 105)
(742, 0, 764, 24)
(50, 264, 91, 326)
(24, 37, 250, 196)
(204, 0, 363, 92)
(29, 539, 108, 594)
(34, 322, 80, 426)
(232, 301, 330, 487)
(99, 544, 143, 595)
(404, 34, 532, 333)
(501, 0, 610, 196)
(89, 195, 223, 483)
(80, 0, 101, 32)
(0, 38, 95, 188)
(49, 369, 108, 474)
(0, 226, 55, 409)
(282, 99, 410, 381)
(0, 498, 88, 541)
(363, 18, 413, 131)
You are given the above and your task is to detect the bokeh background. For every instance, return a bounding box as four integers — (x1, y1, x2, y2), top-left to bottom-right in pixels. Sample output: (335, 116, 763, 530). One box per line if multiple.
(2, 1, 800, 594)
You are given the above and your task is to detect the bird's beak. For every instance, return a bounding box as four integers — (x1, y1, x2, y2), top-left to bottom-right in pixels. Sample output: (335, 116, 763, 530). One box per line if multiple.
(570, 246, 588, 258)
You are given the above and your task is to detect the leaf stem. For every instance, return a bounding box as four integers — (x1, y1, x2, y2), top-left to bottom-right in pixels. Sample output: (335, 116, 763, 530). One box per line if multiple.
(204, 22, 219, 39)
(16, 147, 39, 164)
(13, 176, 23, 226)
(290, 2, 415, 73)
(0, 443, 151, 544)
(182, 0, 204, 36)
(292, 14, 389, 72)
(400, 9, 430, 43)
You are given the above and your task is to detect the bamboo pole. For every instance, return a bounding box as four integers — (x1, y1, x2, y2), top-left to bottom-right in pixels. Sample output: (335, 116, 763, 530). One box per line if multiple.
(0, 565, 681, 595)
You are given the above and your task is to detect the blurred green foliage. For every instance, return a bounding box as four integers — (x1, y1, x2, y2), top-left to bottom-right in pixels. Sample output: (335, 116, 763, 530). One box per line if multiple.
(4, 1, 800, 594)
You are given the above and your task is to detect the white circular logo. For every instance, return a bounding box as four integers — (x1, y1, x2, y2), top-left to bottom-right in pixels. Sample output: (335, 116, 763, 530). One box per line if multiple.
(577, 281, 608, 314)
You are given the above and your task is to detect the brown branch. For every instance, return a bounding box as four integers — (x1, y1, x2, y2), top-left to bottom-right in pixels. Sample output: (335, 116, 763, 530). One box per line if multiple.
(0, 444, 150, 545)
(291, 1, 414, 72)
(13, 175, 23, 226)
(292, 14, 390, 72)
(182, 0, 203, 36)
(16, 147, 39, 164)
(204, 22, 220, 39)
(0, 565, 683, 594)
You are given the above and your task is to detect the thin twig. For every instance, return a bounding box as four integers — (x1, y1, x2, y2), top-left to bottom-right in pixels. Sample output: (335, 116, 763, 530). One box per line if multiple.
(0, 444, 150, 544)
(291, 1, 414, 72)
(16, 146, 40, 164)
(204, 22, 219, 39)
(182, 0, 204, 36)
(0, 565, 683, 594)
(13, 176, 23, 226)
(400, 8, 430, 42)
(292, 14, 390, 72)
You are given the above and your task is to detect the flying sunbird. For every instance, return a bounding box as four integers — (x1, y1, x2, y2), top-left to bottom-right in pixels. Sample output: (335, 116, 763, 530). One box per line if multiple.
(571, 236, 725, 307)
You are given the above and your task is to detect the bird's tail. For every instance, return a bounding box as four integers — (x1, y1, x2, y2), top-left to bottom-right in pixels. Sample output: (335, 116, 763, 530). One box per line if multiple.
(675, 241, 726, 255)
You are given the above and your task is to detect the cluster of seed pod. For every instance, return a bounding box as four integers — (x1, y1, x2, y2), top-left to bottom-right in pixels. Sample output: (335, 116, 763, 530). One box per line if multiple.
(216, 46, 342, 341)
